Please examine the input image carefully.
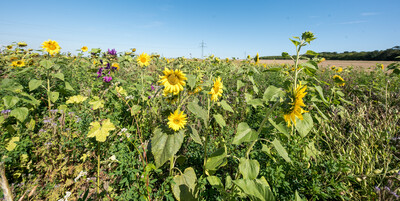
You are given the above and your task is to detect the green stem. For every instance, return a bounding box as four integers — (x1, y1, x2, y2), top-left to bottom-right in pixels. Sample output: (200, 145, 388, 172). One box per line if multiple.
(169, 155, 174, 176)
(246, 100, 280, 158)
(293, 44, 302, 90)
(203, 98, 211, 176)
(47, 76, 51, 117)
(97, 152, 100, 194)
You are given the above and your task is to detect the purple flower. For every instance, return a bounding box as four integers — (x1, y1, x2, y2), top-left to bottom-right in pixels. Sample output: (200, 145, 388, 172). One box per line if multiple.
(151, 84, 155, 91)
(108, 48, 117, 56)
(97, 67, 103, 78)
(105, 62, 111, 69)
(100, 59, 103, 64)
(103, 76, 112, 83)
(375, 186, 380, 192)
(1, 110, 11, 114)
(148, 96, 151, 99)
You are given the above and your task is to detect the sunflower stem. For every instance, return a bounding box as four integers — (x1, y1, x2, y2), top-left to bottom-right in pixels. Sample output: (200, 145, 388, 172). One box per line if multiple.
(97, 147, 100, 194)
(246, 100, 280, 158)
(169, 155, 174, 176)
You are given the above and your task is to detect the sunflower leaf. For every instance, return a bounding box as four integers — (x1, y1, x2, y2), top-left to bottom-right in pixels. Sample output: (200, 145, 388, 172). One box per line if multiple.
(10, 107, 29, 122)
(213, 113, 226, 128)
(151, 128, 185, 168)
(295, 113, 313, 137)
(232, 122, 258, 145)
(172, 167, 198, 201)
(272, 138, 291, 163)
(29, 79, 43, 91)
(187, 101, 208, 125)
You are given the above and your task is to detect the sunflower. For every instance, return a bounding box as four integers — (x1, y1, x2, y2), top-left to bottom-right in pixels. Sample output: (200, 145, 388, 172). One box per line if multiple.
(12, 60, 25, 67)
(42, 40, 61, 55)
(336, 67, 343, 73)
(167, 109, 187, 131)
(255, 53, 260, 64)
(6, 45, 12, 50)
(209, 77, 223, 102)
(81, 46, 88, 52)
(158, 68, 187, 95)
(17, 42, 27, 47)
(112, 63, 120, 70)
(333, 75, 345, 86)
(283, 83, 308, 127)
(137, 52, 151, 67)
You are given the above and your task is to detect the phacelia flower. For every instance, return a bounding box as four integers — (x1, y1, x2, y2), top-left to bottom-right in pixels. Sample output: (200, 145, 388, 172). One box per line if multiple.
(108, 48, 117, 56)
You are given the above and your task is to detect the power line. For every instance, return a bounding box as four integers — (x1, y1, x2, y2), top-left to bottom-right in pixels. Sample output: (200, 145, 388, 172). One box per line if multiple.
(199, 40, 206, 58)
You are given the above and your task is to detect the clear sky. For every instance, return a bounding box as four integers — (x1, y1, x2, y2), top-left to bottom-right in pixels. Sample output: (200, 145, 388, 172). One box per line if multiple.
(1, 0, 399, 58)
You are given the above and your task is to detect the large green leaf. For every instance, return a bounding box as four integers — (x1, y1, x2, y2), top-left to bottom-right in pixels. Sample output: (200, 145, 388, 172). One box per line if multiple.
(263, 86, 284, 103)
(189, 126, 202, 145)
(50, 91, 59, 103)
(172, 167, 198, 201)
(186, 74, 196, 90)
(295, 113, 313, 137)
(10, 107, 29, 122)
(219, 100, 234, 113)
(314, 85, 328, 104)
(207, 176, 224, 189)
(28, 79, 43, 91)
(237, 80, 245, 91)
(239, 158, 260, 180)
(268, 118, 290, 138)
(205, 146, 227, 175)
(65, 81, 74, 91)
(233, 178, 275, 201)
(232, 122, 258, 145)
(151, 128, 185, 168)
(304, 141, 321, 160)
(213, 113, 226, 128)
(187, 101, 208, 124)
(40, 59, 53, 69)
(247, 99, 264, 108)
(271, 138, 291, 163)
(3, 96, 19, 109)
(89, 96, 105, 110)
(52, 72, 64, 81)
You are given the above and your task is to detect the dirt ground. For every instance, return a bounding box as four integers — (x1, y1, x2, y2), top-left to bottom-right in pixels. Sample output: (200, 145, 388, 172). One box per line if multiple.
(258, 59, 396, 69)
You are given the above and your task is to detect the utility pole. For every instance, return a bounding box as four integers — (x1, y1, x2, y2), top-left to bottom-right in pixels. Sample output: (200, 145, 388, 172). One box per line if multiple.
(199, 40, 206, 58)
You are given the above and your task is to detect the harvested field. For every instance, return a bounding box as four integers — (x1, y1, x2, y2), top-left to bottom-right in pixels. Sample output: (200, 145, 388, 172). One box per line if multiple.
(259, 59, 396, 69)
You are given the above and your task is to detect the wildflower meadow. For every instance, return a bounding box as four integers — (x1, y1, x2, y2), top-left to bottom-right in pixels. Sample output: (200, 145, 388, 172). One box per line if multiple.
(0, 32, 399, 200)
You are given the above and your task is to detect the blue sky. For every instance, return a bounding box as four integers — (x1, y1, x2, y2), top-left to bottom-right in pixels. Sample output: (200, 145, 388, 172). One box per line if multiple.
(1, 0, 399, 58)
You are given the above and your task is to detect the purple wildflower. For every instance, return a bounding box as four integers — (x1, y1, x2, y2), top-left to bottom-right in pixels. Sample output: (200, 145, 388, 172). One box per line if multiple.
(43, 119, 51, 123)
(50, 109, 58, 113)
(100, 59, 103, 64)
(151, 84, 155, 91)
(105, 62, 111, 69)
(108, 49, 117, 56)
(375, 186, 380, 192)
(1, 110, 11, 114)
(103, 76, 112, 83)
(97, 67, 103, 78)
(148, 96, 151, 99)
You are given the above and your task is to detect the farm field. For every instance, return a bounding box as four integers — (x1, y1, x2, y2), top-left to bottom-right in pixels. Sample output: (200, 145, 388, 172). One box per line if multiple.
(258, 59, 396, 69)
(0, 33, 400, 201)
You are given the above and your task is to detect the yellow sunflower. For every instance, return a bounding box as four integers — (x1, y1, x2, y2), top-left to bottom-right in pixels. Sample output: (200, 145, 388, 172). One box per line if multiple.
(333, 75, 345, 86)
(6, 45, 13, 50)
(255, 53, 260, 64)
(137, 52, 151, 67)
(81, 46, 88, 52)
(17, 42, 27, 47)
(11, 60, 25, 67)
(167, 109, 187, 131)
(42, 40, 61, 55)
(158, 68, 187, 95)
(112, 63, 120, 70)
(336, 67, 343, 73)
(283, 83, 308, 127)
(209, 77, 223, 102)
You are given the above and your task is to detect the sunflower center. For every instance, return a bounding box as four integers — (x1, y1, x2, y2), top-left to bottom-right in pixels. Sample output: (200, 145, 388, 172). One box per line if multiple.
(173, 118, 180, 124)
(17, 61, 22, 65)
(49, 44, 56, 50)
(213, 85, 220, 93)
(167, 73, 179, 85)
(140, 57, 147, 63)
